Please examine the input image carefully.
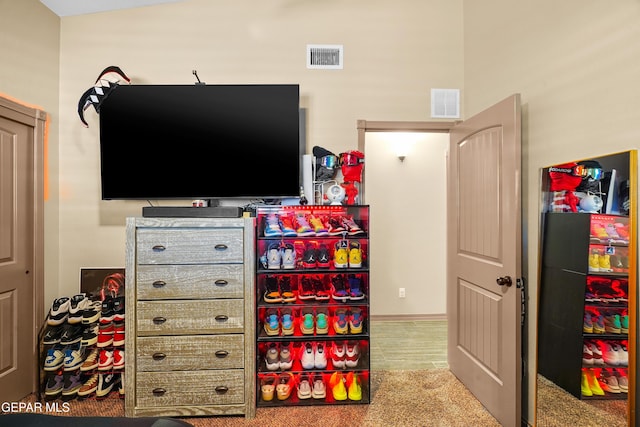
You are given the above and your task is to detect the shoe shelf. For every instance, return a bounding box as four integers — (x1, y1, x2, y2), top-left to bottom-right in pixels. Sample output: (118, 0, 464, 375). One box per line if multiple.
(254, 205, 371, 408)
(539, 212, 630, 401)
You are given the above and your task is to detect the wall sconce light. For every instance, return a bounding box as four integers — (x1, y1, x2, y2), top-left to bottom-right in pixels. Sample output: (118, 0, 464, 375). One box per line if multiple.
(398, 155, 406, 162)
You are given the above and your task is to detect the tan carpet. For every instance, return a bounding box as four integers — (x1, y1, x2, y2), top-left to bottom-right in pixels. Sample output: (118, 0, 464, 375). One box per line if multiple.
(13, 369, 501, 427)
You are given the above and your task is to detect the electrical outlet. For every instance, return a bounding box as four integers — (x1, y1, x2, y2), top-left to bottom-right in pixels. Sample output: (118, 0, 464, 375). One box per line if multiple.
(399, 288, 406, 298)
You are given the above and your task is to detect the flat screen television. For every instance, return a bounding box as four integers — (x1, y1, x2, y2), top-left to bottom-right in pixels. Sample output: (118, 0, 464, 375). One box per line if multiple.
(99, 84, 301, 201)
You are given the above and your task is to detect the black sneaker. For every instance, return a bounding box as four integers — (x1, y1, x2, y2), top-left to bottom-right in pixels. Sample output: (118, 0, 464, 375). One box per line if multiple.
(81, 323, 99, 346)
(100, 297, 115, 324)
(61, 371, 83, 396)
(42, 325, 63, 345)
(82, 300, 102, 324)
(96, 372, 121, 398)
(317, 244, 331, 268)
(302, 243, 318, 268)
(45, 374, 64, 397)
(112, 296, 125, 322)
(47, 297, 70, 326)
(60, 323, 84, 345)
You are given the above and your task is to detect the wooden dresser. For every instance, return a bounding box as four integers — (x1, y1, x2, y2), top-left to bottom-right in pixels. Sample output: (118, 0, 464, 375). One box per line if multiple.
(124, 217, 255, 418)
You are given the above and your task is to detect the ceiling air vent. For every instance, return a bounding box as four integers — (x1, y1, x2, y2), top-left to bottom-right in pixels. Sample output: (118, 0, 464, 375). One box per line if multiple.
(307, 44, 343, 70)
(431, 88, 460, 119)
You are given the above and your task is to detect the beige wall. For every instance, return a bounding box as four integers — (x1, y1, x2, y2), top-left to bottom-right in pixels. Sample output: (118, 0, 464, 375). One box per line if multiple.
(0, 0, 61, 308)
(464, 0, 640, 421)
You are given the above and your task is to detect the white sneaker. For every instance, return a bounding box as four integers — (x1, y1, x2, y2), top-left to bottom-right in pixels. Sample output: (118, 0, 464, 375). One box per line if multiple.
(267, 243, 281, 269)
(345, 341, 360, 368)
(588, 341, 604, 366)
(279, 343, 293, 370)
(301, 342, 315, 370)
(314, 341, 327, 369)
(602, 342, 619, 365)
(265, 343, 280, 371)
(332, 341, 346, 368)
(312, 374, 326, 399)
(68, 294, 90, 324)
(47, 297, 71, 326)
(582, 344, 593, 365)
(616, 343, 628, 366)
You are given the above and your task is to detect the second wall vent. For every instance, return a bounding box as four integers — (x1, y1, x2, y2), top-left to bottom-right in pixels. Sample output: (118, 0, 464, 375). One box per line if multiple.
(307, 44, 343, 69)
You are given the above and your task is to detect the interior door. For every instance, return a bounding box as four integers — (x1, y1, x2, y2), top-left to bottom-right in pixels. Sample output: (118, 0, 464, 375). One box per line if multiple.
(0, 97, 45, 401)
(447, 94, 522, 426)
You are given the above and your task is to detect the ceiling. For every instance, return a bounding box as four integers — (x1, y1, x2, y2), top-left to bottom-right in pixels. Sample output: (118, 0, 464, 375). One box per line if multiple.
(40, 0, 184, 17)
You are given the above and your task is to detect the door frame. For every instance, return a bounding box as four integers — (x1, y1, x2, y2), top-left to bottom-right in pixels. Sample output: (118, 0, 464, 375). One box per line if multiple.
(0, 95, 46, 393)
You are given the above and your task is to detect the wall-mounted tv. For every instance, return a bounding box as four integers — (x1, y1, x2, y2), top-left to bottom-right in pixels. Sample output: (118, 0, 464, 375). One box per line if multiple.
(99, 84, 301, 201)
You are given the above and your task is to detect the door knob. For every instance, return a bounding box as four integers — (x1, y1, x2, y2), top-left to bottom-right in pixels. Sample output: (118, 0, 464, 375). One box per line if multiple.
(496, 276, 513, 287)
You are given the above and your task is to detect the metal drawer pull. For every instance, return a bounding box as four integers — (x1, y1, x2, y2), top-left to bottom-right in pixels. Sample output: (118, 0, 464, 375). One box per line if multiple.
(214, 350, 229, 358)
(152, 352, 166, 360)
(214, 279, 228, 286)
(152, 280, 166, 288)
(214, 315, 229, 322)
(214, 386, 229, 394)
(153, 316, 167, 324)
(152, 388, 166, 396)
(214, 244, 228, 251)
(152, 245, 166, 251)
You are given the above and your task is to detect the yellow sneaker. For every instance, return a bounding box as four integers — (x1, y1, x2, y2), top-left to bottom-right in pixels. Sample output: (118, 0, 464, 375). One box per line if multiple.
(334, 240, 348, 269)
(329, 372, 347, 401)
(348, 241, 362, 268)
(586, 369, 605, 396)
(588, 253, 600, 272)
(581, 371, 593, 397)
(346, 372, 362, 401)
(599, 254, 612, 272)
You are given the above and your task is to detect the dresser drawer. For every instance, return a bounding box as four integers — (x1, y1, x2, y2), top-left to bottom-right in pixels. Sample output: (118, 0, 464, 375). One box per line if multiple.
(136, 264, 244, 300)
(136, 299, 244, 335)
(136, 228, 244, 264)
(136, 335, 244, 371)
(136, 370, 245, 407)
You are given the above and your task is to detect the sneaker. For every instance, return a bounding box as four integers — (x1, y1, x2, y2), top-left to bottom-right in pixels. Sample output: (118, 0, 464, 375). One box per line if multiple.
(332, 341, 346, 368)
(315, 307, 329, 335)
(264, 213, 283, 237)
(265, 343, 280, 371)
(330, 275, 350, 302)
(260, 373, 277, 401)
(604, 314, 621, 334)
(313, 277, 330, 301)
(617, 343, 628, 366)
(301, 342, 316, 369)
(349, 307, 364, 334)
(581, 371, 593, 396)
(45, 374, 64, 396)
(615, 370, 628, 393)
(621, 315, 629, 334)
(47, 297, 70, 326)
(263, 276, 282, 303)
(266, 243, 282, 270)
(98, 350, 114, 371)
(345, 341, 360, 368)
(113, 349, 125, 369)
(333, 240, 349, 268)
(297, 374, 312, 399)
(302, 243, 318, 268)
(314, 341, 327, 369)
(602, 342, 620, 365)
(263, 308, 280, 336)
(593, 315, 605, 334)
(81, 347, 100, 371)
(348, 274, 365, 300)
(346, 372, 362, 401)
(584, 368, 605, 396)
(588, 253, 600, 272)
(82, 301, 102, 324)
(599, 254, 612, 272)
(279, 276, 296, 303)
(582, 343, 593, 365)
(583, 313, 593, 333)
(67, 294, 90, 324)
(64, 344, 86, 371)
(276, 372, 294, 400)
(62, 371, 83, 396)
(279, 342, 293, 370)
(316, 244, 331, 268)
(327, 216, 346, 235)
(100, 297, 115, 324)
(77, 373, 100, 397)
(44, 346, 65, 371)
(81, 323, 99, 346)
(97, 328, 114, 348)
(112, 296, 125, 322)
(312, 374, 326, 399)
(600, 370, 621, 393)
(112, 322, 125, 347)
(280, 307, 294, 336)
(309, 215, 328, 236)
(348, 241, 362, 268)
(60, 323, 84, 345)
(294, 212, 314, 237)
(281, 243, 296, 270)
(333, 308, 349, 335)
(42, 325, 63, 345)
(329, 371, 347, 400)
(588, 341, 604, 366)
(279, 213, 297, 237)
(342, 216, 365, 236)
(96, 372, 120, 397)
(297, 277, 315, 301)
(300, 307, 315, 335)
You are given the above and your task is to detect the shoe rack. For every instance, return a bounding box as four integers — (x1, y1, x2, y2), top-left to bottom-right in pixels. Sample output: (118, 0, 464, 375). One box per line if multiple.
(538, 213, 630, 400)
(255, 205, 370, 407)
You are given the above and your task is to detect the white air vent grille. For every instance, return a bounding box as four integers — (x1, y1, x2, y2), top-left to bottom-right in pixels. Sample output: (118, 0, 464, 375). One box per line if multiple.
(307, 44, 343, 69)
(431, 88, 460, 119)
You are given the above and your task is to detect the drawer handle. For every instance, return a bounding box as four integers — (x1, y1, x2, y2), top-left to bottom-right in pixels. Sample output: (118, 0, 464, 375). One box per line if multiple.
(152, 245, 166, 251)
(214, 279, 228, 287)
(153, 316, 167, 324)
(152, 280, 166, 288)
(214, 350, 229, 358)
(214, 315, 229, 322)
(152, 352, 167, 361)
(152, 388, 166, 396)
(214, 244, 228, 251)
(214, 386, 229, 394)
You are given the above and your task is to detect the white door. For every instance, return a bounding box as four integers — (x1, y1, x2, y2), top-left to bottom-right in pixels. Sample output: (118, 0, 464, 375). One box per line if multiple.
(447, 94, 522, 426)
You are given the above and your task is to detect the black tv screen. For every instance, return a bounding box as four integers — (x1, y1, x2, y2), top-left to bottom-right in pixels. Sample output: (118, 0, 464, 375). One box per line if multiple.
(99, 84, 301, 200)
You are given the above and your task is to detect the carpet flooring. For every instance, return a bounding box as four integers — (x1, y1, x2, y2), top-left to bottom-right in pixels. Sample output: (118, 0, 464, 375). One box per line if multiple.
(8, 369, 500, 427)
